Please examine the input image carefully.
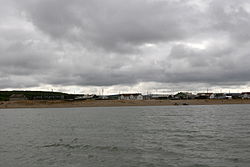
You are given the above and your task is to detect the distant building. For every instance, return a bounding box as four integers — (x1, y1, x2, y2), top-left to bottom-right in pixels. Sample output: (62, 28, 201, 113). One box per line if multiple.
(9, 94, 28, 101)
(33, 95, 64, 100)
(106, 94, 120, 100)
(225, 93, 241, 99)
(98, 95, 109, 100)
(174, 92, 195, 100)
(143, 94, 152, 100)
(74, 94, 96, 100)
(196, 93, 213, 99)
(241, 92, 250, 99)
(119, 93, 143, 100)
(150, 94, 172, 100)
(210, 93, 227, 99)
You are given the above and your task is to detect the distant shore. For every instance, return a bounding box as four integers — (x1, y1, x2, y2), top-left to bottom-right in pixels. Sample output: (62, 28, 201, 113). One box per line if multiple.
(1, 99, 250, 109)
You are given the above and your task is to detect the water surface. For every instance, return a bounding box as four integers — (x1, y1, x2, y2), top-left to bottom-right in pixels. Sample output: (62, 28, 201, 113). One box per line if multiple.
(1, 104, 250, 167)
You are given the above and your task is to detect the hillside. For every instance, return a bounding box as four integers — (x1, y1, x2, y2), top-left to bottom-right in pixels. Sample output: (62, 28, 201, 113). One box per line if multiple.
(0, 91, 80, 101)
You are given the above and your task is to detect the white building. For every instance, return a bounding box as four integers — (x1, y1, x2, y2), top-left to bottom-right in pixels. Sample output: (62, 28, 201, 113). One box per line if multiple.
(210, 93, 227, 99)
(119, 93, 143, 100)
(74, 94, 96, 100)
(241, 92, 250, 99)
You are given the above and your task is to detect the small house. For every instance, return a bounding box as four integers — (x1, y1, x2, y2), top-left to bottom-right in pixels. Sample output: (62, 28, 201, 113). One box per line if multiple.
(196, 93, 213, 99)
(74, 94, 97, 100)
(225, 93, 241, 99)
(119, 93, 143, 100)
(241, 92, 250, 99)
(106, 94, 120, 100)
(9, 94, 28, 101)
(150, 94, 171, 100)
(210, 93, 227, 99)
(174, 92, 195, 100)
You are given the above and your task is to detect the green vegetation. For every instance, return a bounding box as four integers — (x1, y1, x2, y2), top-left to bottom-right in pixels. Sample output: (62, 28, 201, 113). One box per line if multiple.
(0, 93, 9, 101)
(0, 91, 81, 101)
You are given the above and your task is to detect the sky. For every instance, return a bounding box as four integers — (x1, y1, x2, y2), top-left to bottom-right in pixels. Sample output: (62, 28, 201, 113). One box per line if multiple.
(1, 0, 250, 94)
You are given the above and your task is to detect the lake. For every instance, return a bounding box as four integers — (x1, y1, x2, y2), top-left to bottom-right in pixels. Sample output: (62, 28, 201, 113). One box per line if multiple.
(0, 105, 250, 167)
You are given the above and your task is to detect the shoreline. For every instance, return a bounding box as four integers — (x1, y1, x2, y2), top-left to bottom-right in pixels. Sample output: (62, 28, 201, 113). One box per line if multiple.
(1, 99, 250, 109)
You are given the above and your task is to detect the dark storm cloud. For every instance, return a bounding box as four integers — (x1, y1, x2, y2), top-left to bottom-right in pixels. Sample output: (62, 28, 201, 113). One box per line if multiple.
(1, 0, 250, 89)
(19, 0, 201, 52)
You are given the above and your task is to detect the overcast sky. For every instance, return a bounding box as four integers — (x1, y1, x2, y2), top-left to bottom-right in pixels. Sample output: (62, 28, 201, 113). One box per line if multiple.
(1, 0, 250, 94)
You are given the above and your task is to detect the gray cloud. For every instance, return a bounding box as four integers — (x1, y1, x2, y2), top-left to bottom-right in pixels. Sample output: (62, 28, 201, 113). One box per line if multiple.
(209, 0, 250, 42)
(0, 0, 250, 91)
(18, 0, 203, 52)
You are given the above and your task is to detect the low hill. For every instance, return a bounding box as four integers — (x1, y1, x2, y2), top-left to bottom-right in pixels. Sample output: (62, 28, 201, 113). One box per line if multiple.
(0, 91, 82, 101)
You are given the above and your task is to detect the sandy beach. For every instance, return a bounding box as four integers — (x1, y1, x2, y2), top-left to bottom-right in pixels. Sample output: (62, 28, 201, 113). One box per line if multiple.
(1, 99, 250, 109)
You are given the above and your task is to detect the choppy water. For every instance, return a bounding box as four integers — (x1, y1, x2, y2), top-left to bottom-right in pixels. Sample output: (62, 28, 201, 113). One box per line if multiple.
(0, 105, 250, 167)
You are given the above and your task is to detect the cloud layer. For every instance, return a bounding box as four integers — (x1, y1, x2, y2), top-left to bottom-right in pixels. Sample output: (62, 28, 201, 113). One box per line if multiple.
(1, 0, 250, 92)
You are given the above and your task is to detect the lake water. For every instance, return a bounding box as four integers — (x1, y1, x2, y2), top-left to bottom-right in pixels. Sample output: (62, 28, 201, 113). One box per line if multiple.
(0, 105, 250, 167)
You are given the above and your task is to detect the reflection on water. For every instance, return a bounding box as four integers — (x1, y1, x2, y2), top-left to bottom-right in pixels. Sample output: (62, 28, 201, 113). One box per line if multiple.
(0, 105, 250, 167)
